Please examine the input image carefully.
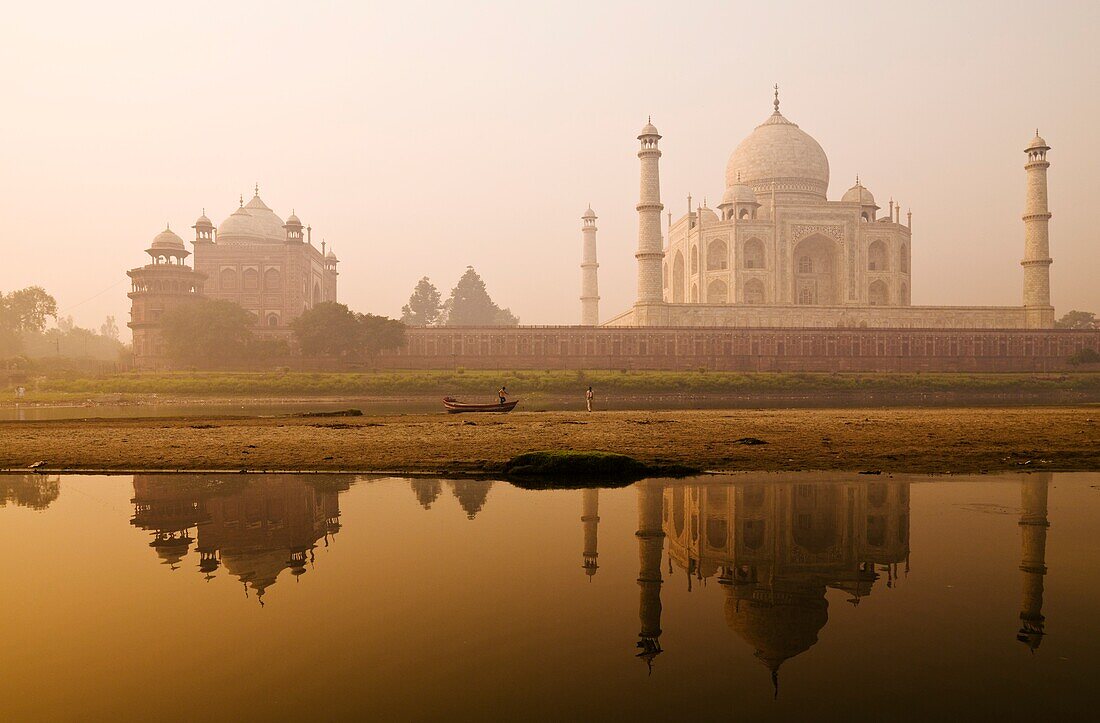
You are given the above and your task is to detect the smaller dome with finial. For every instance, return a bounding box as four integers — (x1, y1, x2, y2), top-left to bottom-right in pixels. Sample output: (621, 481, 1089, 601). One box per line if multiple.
(193, 212, 213, 229)
(1026, 131, 1049, 151)
(582, 206, 597, 219)
(326, 248, 337, 260)
(639, 118, 660, 138)
(285, 211, 302, 228)
(151, 226, 185, 249)
(842, 181, 879, 208)
(721, 183, 758, 206)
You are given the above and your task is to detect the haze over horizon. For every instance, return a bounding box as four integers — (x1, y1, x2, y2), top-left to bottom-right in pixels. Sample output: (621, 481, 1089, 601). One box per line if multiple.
(3, 0, 1097, 337)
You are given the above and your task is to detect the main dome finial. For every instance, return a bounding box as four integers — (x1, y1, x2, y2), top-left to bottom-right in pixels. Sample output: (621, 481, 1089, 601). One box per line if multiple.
(773, 84, 780, 113)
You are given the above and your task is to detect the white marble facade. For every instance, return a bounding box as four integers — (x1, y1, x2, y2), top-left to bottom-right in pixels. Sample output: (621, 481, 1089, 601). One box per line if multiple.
(601, 90, 1052, 330)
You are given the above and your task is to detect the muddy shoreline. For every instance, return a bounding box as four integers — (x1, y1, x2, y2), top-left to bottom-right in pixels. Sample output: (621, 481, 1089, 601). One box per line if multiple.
(2, 407, 1098, 476)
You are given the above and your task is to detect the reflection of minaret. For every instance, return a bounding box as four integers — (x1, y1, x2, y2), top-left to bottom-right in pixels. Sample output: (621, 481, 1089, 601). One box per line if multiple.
(1018, 473, 1051, 650)
(636, 481, 666, 669)
(581, 489, 600, 579)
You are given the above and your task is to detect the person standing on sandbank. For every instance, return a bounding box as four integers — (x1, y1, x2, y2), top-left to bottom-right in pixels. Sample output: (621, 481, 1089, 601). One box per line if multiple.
(585, 385, 594, 412)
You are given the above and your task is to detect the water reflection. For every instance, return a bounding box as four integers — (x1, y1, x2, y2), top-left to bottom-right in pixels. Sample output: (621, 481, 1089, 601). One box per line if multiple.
(130, 474, 348, 605)
(1018, 475, 1049, 650)
(0, 474, 61, 510)
(116, 473, 1052, 676)
(635, 480, 912, 690)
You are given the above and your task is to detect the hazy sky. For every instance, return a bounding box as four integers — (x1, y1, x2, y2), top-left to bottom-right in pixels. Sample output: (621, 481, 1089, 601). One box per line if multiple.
(2, 1, 1097, 335)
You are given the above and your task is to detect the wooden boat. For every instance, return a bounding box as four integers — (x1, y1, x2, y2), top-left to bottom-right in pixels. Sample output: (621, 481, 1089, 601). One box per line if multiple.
(442, 396, 519, 414)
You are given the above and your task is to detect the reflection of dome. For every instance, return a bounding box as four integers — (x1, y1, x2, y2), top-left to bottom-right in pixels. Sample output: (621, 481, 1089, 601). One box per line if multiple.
(221, 548, 290, 603)
(150, 227, 185, 250)
(725, 585, 829, 683)
(217, 194, 287, 243)
(726, 104, 829, 203)
(842, 182, 878, 209)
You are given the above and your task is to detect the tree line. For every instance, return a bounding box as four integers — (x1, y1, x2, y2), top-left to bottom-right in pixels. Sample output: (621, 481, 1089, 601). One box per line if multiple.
(401, 267, 518, 327)
(158, 299, 406, 366)
(1, 286, 124, 361)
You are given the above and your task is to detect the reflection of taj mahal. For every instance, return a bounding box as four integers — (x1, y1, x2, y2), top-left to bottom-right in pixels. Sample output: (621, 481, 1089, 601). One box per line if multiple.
(123, 473, 1055, 687)
(618, 476, 1054, 691)
(585, 89, 1055, 330)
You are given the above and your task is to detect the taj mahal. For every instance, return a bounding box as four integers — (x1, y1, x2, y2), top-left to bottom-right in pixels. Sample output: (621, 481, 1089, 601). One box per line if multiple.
(582, 88, 1055, 330)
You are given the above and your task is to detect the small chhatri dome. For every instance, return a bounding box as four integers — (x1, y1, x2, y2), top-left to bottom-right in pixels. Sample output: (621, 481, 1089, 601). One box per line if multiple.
(721, 181, 758, 206)
(582, 205, 597, 219)
(150, 226, 185, 250)
(326, 247, 337, 260)
(285, 210, 302, 228)
(1026, 130, 1050, 151)
(193, 210, 213, 229)
(842, 180, 879, 209)
(639, 117, 660, 139)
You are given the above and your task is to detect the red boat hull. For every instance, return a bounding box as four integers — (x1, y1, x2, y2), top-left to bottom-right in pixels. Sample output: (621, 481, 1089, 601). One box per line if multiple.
(442, 397, 519, 414)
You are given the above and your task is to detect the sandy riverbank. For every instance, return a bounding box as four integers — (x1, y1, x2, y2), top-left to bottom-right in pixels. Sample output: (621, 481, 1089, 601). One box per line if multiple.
(2, 407, 1098, 475)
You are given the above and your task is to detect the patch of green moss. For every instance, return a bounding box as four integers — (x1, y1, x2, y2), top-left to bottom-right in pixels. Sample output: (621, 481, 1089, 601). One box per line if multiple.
(503, 450, 698, 488)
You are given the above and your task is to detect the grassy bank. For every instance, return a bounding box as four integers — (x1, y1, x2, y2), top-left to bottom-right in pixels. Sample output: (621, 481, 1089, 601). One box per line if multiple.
(10, 369, 1100, 402)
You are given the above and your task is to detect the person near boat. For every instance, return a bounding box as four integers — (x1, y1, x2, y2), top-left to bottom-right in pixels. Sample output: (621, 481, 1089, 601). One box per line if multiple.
(498, 386, 508, 405)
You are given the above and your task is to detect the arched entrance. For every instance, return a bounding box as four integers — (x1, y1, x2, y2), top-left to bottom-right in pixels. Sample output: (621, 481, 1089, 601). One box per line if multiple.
(792, 234, 841, 305)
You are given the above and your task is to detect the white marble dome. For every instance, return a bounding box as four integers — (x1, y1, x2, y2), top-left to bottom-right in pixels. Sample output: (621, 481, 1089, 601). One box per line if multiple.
(217, 194, 287, 242)
(726, 109, 830, 202)
(150, 226, 185, 249)
(841, 182, 878, 208)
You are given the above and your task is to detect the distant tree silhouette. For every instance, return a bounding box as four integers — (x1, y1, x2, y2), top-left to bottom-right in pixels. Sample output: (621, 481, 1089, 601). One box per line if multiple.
(1055, 310, 1097, 329)
(292, 302, 364, 356)
(161, 298, 255, 366)
(293, 302, 406, 358)
(401, 277, 443, 327)
(443, 267, 519, 326)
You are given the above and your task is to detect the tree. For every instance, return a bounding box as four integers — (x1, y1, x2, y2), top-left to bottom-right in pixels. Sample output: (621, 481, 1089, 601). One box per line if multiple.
(1, 286, 58, 357)
(1055, 310, 1097, 330)
(360, 313, 406, 355)
(100, 315, 120, 341)
(444, 266, 519, 326)
(292, 302, 364, 356)
(400, 277, 442, 327)
(160, 299, 255, 366)
(1, 286, 57, 336)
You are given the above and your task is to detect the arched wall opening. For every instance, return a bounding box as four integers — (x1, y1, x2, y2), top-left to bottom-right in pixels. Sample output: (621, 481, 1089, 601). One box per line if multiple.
(707, 278, 728, 304)
(792, 234, 840, 305)
(707, 239, 728, 270)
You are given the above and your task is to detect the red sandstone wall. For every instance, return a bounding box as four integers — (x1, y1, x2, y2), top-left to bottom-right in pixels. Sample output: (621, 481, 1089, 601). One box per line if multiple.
(371, 326, 1100, 373)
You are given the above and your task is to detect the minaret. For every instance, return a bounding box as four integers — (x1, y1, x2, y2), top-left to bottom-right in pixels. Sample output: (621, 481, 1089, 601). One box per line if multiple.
(634, 118, 665, 325)
(1022, 132, 1054, 328)
(635, 480, 666, 670)
(581, 489, 600, 578)
(1017, 473, 1051, 650)
(580, 206, 600, 326)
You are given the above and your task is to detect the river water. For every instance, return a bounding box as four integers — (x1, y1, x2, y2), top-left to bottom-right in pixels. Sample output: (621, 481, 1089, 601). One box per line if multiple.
(2, 472, 1098, 720)
(1, 391, 1092, 420)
